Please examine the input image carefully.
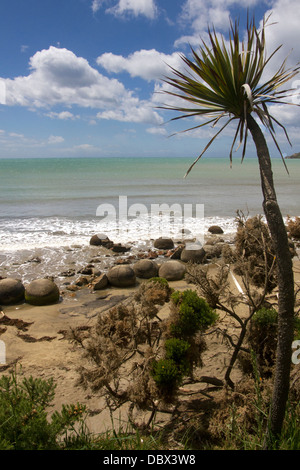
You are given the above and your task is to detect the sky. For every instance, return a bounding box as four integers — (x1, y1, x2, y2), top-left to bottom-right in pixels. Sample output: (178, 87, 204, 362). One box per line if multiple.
(0, 0, 299, 159)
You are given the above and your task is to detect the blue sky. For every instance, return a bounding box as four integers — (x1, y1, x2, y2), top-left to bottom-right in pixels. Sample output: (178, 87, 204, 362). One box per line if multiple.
(0, 0, 299, 159)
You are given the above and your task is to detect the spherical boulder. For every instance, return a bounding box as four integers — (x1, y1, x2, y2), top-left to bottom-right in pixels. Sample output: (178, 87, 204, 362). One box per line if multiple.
(208, 225, 224, 234)
(180, 245, 206, 264)
(107, 265, 136, 288)
(0, 278, 25, 305)
(132, 259, 159, 279)
(158, 260, 186, 281)
(153, 237, 174, 250)
(25, 279, 60, 306)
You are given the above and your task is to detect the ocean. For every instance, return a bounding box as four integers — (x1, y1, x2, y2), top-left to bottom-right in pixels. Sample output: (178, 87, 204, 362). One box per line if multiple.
(0, 156, 299, 285)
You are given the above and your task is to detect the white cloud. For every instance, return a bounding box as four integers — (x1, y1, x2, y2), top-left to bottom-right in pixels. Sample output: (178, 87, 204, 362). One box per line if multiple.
(175, 0, 265, 47)
(92, 0, 157, 18)
(97, 97, 163, 124)
(97, 49, 182, 81)
(46, 111, 80, 120)
(92, 0, 103, 13)
(48, 135, 64, 144)
(259, 0, 300, 79)
(146, 126, 167, 136)
(107, 0, 157, 19)
(2, 46, 160, 125)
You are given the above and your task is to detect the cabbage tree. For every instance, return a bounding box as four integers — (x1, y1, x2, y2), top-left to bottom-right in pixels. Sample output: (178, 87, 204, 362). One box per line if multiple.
(161, 16, 299, 445)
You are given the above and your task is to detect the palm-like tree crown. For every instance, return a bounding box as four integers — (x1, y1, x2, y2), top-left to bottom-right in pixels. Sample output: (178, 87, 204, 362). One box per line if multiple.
(162, 16, 299, 175)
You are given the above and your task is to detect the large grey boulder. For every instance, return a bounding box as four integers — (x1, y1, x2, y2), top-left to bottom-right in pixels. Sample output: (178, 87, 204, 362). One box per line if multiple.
(107, 265, 136, 287)
(25, 279, 60, 306)
(133, 259, 159, 279)
(158, 260, 186, 281)
(0, 278, 25, 305)
(180, 245, 206, 264)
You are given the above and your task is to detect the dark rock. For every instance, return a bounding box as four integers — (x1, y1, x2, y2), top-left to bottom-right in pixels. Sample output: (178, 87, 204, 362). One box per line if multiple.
(158, 260, 186, 281)
(60, 269, 76, 277)
(92, 273, 109, 290)
(75, 276, 90, 287)
(107, 265, 136, 287)
(112, 244, 131, 253)
(0, 278, 25, 305)
(153, 237, 174, 250)
(90, 233, 114, 248)
(25, 279, 60, 306)
(167, 245, 184, 260)
(208, 225, 224, 234)
(26, 256, 42, 264)
(132, 259, 159, 279)
(78, 264, 94, 275)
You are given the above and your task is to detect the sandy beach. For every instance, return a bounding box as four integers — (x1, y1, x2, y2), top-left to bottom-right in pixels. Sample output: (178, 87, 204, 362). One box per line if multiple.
(1, 237, 299, 438)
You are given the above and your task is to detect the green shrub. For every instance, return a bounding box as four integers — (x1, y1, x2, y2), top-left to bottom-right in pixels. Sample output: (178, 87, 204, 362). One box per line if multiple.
(151, 358, 182, 390)
(170, 289, 217, 337)
(148, 277, 169, 287)
(0, 368, 89, 450)
(164, 337, 191, 374)
(252, 307, 278, 326)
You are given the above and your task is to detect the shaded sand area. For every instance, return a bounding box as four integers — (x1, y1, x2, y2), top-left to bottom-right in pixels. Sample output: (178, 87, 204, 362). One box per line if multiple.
(1, 246, 300, 440)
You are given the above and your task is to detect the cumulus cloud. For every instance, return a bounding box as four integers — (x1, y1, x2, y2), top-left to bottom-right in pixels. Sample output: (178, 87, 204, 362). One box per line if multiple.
(97, 49, 182, 81)
(259, 0, 300, 78)
(2, 46, 161, 125)
(96, 97, 163, 124)
(48, 135, 64, 144)
(92, 0, 157, 18)
(175, 0, 265, 47)
(46, 111, 80, 120)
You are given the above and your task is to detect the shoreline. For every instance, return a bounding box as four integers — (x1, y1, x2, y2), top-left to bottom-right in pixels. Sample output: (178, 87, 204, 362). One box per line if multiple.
(1, 223, 299, 438)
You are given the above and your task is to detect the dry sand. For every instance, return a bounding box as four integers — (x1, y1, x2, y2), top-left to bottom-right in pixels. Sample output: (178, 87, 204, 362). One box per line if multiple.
(1, 256, 300, 437)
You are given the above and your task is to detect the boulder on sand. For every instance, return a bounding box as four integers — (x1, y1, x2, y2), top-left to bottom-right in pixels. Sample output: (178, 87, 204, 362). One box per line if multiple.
(107, 265, 136, 288)
(25, 279, 60, 306)
(158, 260, 186, 281)
(132, 259, 159, 279)
(153, 237, 174, 250)
(180, 245, 206, 264)
(0, 278, 25, 305)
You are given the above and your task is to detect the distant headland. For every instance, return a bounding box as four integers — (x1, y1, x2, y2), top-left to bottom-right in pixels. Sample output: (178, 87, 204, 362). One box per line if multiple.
(285, 152, 300, 159)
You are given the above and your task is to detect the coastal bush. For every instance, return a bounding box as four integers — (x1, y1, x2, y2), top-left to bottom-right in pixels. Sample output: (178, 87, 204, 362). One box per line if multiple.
(0, 368, 88, 450)
(151, 359, 182, 390)
(73, 281, 217, 428)
(170, 289, 218, 338)
(287, 216, 300, 239)
(238, 307, 278, 378)
(149, 290, 217, 397)
(234, 214, 277, 292)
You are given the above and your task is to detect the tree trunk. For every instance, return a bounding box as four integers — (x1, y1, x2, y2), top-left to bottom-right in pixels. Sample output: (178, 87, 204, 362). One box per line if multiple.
(247, 114, 295, 446)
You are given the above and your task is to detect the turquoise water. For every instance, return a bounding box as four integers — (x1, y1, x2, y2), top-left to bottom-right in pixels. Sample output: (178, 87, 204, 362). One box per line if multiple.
(0, 156, 299, 250)
(1, 156, 299, 217)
